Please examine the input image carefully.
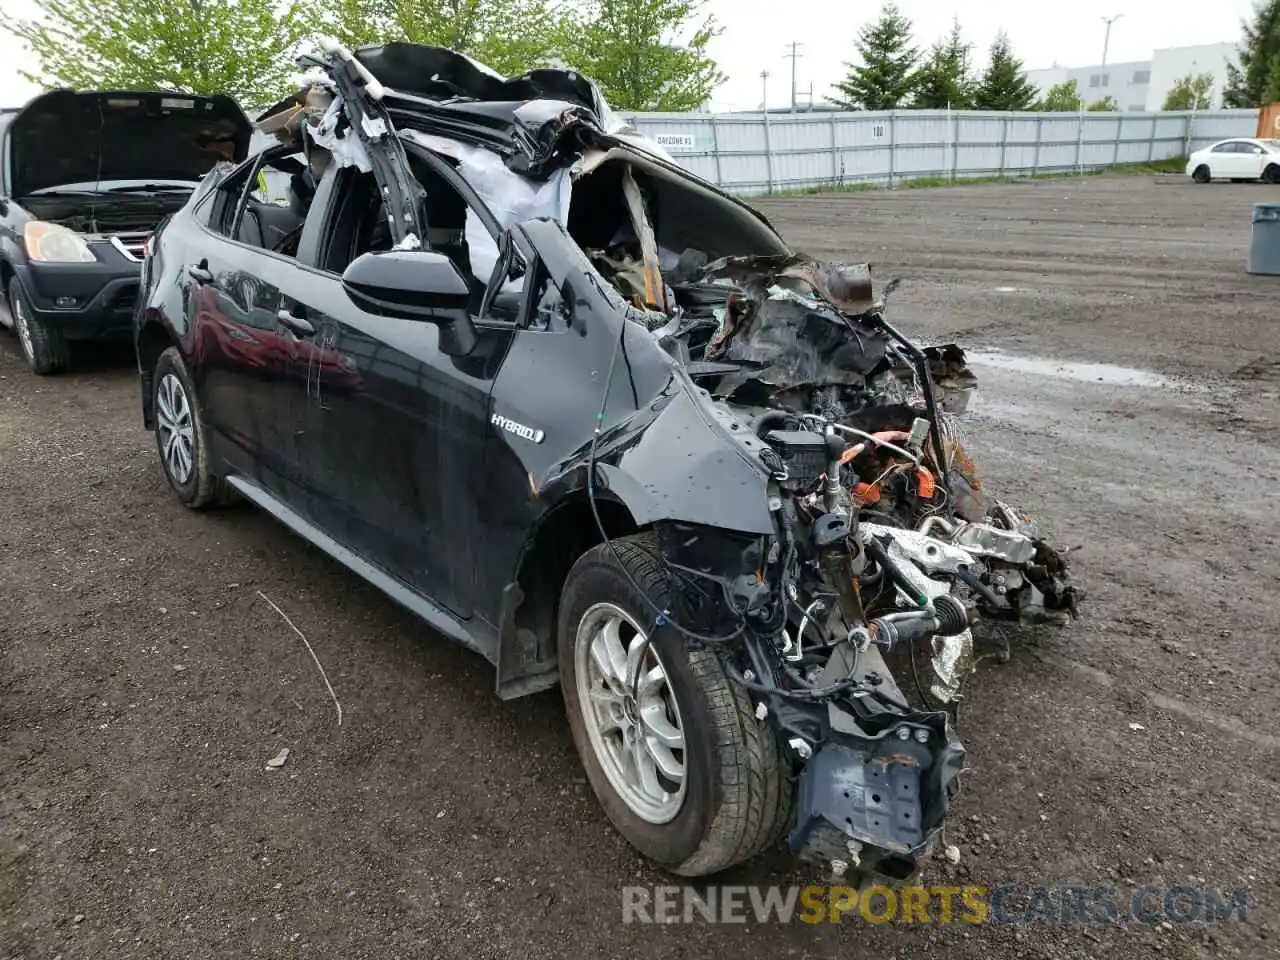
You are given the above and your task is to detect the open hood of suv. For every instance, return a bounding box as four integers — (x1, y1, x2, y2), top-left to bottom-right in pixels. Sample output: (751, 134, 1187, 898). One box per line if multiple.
(6, 90, 252, 198)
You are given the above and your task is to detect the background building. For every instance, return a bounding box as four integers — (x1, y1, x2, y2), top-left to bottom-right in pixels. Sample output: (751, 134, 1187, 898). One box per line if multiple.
(1145, 42, 1239, 111)
(1026, 42, 1239, 112)
(1025, 59, 1152, 111)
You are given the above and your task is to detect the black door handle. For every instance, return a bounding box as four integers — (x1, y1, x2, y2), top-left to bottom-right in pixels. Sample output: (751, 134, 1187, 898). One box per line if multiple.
(277, 307, 315, 337)
(188, 262, 213, 284)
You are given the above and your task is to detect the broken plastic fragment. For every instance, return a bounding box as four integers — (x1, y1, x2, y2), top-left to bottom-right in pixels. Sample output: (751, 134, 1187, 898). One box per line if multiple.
(265, 748, 290, 769)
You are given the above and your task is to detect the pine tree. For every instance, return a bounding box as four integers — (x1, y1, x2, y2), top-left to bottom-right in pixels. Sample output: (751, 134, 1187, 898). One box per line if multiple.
(1263, 53, 1280, 104)
(972, 31, 1037, 111)
(913, 19, 975, 108)
(1223, 0, 1280, 107)
(829, 2, 921, 110)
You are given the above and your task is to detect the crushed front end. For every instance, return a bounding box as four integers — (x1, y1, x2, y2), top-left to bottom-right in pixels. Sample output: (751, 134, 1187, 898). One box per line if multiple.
(632, 249, 1084, 878)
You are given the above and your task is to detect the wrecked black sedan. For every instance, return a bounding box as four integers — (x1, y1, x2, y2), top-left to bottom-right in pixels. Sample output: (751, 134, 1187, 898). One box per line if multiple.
(133, 40, 1080, 880)
(1, 90, 250, 373)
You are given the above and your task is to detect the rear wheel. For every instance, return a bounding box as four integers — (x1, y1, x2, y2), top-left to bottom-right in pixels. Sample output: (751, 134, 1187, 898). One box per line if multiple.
(557, 533, 792, 877)
(1264, 163, 1280, 185)
(1192, 165, 1211, 184)
(8, 278, 68, 375)
(152, 346, 231, 509)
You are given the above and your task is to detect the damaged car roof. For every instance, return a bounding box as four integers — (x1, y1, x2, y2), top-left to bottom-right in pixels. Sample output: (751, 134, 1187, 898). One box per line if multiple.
(260, 41, 778, 231)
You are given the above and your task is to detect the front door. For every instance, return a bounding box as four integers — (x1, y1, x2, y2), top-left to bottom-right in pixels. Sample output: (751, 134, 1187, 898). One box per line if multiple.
(288, 270, 512, 620)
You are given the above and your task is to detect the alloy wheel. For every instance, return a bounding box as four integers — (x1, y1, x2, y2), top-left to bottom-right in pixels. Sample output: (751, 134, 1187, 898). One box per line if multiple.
(156, 373, 195, 485)
(574, 601, 687, 824)
(12, 295, 34, 362)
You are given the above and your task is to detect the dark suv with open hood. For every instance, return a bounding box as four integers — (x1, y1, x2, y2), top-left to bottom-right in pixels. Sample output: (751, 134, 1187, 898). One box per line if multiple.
(0, 90, 251, 374)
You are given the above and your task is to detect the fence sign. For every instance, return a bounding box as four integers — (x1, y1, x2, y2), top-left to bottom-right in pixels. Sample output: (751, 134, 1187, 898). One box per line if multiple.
(652, 133, 696, 150)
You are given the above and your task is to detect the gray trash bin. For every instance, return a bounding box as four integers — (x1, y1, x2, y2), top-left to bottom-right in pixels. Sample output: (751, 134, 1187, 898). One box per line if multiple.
(1248, 203, 1280, 276)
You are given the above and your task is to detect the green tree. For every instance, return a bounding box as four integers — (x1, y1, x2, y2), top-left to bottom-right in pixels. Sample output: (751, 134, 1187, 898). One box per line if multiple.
(0, 0, 309, 105)
(1034, 78, 1084, 111)
(567, 0, 725, 111)
(912, 18, 975, 108)
(1087, 95, 1119, 111)
(829, 2, 921, 110)
(1223, 0, 1280, 107)
(972, 31, 1037, 110)
(319, 0, 580, 79)
(1162, 72, 1215, 110)
(1263, 53, 1280, 103)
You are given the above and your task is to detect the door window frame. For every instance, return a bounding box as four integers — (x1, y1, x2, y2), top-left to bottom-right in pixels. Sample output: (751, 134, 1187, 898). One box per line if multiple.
(309, 138, 541, 331)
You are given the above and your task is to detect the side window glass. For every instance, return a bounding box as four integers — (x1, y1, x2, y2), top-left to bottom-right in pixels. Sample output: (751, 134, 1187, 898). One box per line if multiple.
(211, 150, 310, 258)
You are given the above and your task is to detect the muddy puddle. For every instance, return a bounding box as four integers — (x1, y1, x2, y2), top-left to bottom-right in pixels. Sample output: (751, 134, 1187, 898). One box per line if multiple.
(964, 348, 1206, 391)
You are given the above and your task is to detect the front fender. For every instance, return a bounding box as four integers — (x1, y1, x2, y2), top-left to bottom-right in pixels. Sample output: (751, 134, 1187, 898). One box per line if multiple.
(554, 384, 776, 536)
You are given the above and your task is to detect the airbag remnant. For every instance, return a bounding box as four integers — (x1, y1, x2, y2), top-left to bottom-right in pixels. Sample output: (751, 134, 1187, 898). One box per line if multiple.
(698, 254, 889, 396)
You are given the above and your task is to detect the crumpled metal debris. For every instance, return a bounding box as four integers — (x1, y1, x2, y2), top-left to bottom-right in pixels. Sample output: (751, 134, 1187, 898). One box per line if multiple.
(700, 253, 876, 314)
(695, 254, 889, 396)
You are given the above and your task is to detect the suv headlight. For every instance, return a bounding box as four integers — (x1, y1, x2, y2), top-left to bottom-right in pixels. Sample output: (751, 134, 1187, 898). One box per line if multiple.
(24, 221, 96, 263)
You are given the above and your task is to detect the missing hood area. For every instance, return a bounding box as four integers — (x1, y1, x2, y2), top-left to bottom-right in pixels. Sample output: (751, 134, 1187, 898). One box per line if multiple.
(262, 41, 1084, 881)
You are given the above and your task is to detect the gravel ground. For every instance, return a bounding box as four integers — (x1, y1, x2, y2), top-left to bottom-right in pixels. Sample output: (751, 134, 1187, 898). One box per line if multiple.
(2, 174, 1278, 959)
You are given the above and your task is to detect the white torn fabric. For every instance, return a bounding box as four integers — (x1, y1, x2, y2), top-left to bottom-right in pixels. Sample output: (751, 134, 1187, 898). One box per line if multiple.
(455, 51, 506, 81)
(306, 96, 372, 173)
(401, 130, 577, 289)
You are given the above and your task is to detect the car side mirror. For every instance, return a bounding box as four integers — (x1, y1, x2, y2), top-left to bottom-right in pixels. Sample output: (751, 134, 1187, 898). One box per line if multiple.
(341, 250, 477, 356)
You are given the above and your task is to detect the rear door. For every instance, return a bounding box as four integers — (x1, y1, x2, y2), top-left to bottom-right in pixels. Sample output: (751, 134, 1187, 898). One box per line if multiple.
(185, 148, 319, 502)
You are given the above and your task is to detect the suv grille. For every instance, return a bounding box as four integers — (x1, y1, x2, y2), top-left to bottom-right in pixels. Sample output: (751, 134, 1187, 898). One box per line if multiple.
(108, 232, 150, 262)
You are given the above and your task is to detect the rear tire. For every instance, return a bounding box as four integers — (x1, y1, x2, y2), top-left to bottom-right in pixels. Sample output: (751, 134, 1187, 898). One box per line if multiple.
(1264, 164, 1280, 185)
(152, 346, 231, 509)
(557, 533, 793, 877)
(8, 278, 68, 375)
(1192, 165, 1211, 184)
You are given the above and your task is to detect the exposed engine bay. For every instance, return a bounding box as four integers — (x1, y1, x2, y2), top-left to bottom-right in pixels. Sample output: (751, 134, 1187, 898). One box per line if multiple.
(19, 192, 192, 236)
(269, 39, 1085, 882)
(600, 246, 1083, 878)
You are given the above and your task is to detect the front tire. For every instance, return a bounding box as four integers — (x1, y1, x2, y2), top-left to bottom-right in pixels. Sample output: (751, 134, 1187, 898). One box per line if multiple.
(557, 533, 792, 877)
(1191, 165, 1211, 184)
(152, 346, 229, 509)
(8, 278, 68, 375)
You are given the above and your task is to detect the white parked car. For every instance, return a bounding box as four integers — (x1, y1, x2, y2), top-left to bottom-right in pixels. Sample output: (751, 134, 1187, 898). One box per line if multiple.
(1186, 138, 1280, 184)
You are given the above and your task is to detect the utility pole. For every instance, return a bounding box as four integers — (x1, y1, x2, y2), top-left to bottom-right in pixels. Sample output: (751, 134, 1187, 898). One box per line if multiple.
(761, 70, 774, 193)
(1100, 14, 1122, 72)
(784, 41, 804, 113)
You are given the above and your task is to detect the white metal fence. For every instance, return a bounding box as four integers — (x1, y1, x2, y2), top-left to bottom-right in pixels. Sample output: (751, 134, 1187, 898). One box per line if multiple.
(620, 108, 1262, 196)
